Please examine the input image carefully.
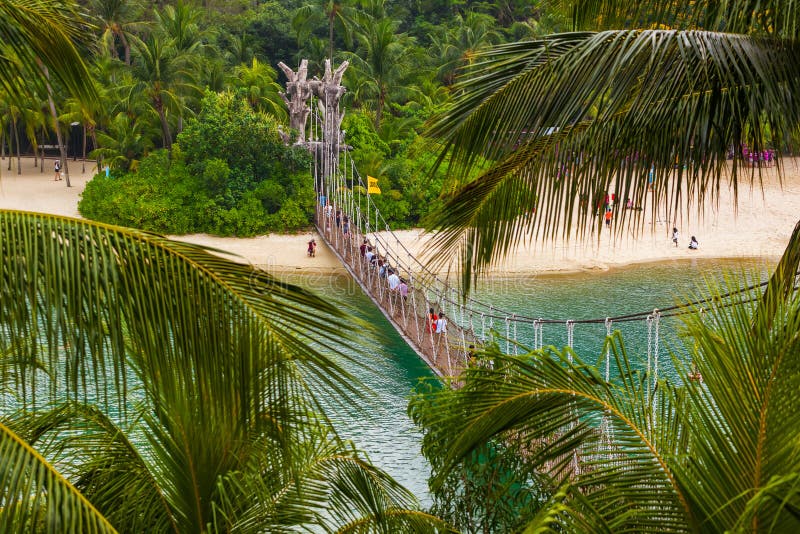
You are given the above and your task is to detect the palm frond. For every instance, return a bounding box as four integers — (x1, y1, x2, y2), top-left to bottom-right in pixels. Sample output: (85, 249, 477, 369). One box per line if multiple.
(0, 0, 98, 108)
(568, 0, 800, 37)
(415, 261, 800, 531)
(6, 402, 178, 532)
(216, 432, 454, 533)
(424, 30, 800, 291)
(0, 419, 115, 533)
(0, 210, 374, 529)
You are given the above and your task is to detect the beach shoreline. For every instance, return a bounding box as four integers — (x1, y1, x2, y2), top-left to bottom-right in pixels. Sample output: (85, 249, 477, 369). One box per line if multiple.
(1, 155, 795, 277)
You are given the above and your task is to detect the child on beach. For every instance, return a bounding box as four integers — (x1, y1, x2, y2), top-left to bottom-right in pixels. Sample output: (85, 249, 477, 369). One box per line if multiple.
(53, 160, 62, 181)
(307, 239, 316, 257)
(688, 236, 699, 250)
(672, 227, 679, 247)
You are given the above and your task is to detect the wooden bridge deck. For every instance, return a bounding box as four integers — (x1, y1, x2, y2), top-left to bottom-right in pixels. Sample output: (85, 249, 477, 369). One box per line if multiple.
(314, 211, 475, 379)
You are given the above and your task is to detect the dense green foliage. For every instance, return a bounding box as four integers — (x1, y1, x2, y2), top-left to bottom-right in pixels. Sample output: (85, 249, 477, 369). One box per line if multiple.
(411, 377, 547, 532)
(2, 0, 567, 235)
(0, 211, 452, 532)
(80, 92, 314, 235)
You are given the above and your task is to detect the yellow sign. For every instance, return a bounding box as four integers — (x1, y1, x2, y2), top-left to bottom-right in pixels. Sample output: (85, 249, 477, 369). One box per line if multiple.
(367, 175, 381, 195)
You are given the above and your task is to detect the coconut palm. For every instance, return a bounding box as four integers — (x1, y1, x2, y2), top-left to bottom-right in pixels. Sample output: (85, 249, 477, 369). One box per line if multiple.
(429, 12, 502, 86)
(0, 211, 452, 532)
(228, 58, 287, 120)
(91, 0, 142, 65)
(412, 221, 800, 532)
(345, 17, 416, 129)
(424, 0, 800, 292)
(129, 32, 200, 152)
(417, 0, 800, 530)
(292, 0, 357, 61)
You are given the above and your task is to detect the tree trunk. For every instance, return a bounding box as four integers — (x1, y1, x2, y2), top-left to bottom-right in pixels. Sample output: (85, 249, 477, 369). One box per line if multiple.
(328, 13, 334, 60)
(7, 121, 12, 171)
(375, 85, 385, 130)
(155, 98, 172, 152)
(40, 129, 45, 173)
(119, 30, 131, 65)
(42, 65, 70, 186)
(90, 126, 100, 170)
(82, 124, 87, 174)
(1, 121, 5, 160)
(13, 117, 21, 174)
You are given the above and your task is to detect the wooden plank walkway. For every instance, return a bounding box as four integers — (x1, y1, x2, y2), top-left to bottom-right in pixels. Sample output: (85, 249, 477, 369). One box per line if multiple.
(314, 209, 477, 379)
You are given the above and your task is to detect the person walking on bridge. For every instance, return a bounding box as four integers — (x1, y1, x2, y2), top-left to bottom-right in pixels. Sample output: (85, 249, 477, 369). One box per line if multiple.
(435, 312, 447, 334)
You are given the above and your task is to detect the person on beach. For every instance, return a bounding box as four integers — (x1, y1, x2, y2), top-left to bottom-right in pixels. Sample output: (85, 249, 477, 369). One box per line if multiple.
(605, 209, 612, 228)
(689, 236, 699, 250)
(307, 239, 316, 257)
(672, 227, 679, 247)
(54, 159, 62, 181)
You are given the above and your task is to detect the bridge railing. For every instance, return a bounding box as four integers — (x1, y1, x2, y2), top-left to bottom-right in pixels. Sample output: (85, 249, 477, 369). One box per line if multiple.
(315, 199, 480, 378)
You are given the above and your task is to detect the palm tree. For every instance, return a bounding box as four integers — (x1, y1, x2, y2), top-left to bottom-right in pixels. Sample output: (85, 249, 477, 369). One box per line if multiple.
(0, 211, 452, 532)
(90, 112, 155, 172)
(228, 58, 287, 120)
(346, 17, 416, 129)
(91, 0, 142, 65)
(429, 11, 501, 86)
(415, 0, 800, 530)
(412, 224, 800, 532)
(293, 0, 356, 61)
(129, 33, 200, 152)
(424, 0, 800, 292)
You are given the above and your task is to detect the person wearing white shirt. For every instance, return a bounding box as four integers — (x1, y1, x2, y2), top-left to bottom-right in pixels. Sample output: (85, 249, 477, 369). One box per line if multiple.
(435, 312, 447, 334)
(387, 269, 400, 290)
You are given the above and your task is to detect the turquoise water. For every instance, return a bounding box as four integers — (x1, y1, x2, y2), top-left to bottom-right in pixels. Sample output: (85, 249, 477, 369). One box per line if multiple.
(472, 257, 773, 382)
(290, 273, 437, 503)
(293, 257, 775, 504)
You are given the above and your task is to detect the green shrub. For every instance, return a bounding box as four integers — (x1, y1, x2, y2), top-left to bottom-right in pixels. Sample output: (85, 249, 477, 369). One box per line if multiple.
(79, 91, 315, 237)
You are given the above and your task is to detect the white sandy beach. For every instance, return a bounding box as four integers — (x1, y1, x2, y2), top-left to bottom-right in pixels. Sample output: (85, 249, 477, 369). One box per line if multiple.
(1, 155, 797, 275)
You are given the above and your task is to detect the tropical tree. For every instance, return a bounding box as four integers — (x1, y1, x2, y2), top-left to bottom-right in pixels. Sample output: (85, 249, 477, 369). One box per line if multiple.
(429, 11, 501, 86)
(346, 16, 416, 129)
(412, 222, 800, 532)
(91, 0, 142, 65)
(415, 0, 800, 531)
(154, 0, 211, 56)
(129, 32, 200, 151)
(424, 0, 800, 291)
(90, 112, 156, 172)
(0, 211, 453, 532)
(293, 0, 356, 61)
(228, 58, 287, 119)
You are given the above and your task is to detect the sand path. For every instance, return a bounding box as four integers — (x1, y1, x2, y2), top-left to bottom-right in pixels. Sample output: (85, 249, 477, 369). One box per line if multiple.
(1, 156, 797, 275)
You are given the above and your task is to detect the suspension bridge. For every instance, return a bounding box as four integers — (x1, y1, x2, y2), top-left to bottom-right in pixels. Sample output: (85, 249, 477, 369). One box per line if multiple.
(281, 59, 764, 383)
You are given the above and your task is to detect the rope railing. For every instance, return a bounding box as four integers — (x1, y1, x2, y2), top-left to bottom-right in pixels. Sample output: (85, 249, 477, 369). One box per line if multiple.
(296, 64, 794, 481)
(340, 154, 788, 326)
(309, 98, 795, 381)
